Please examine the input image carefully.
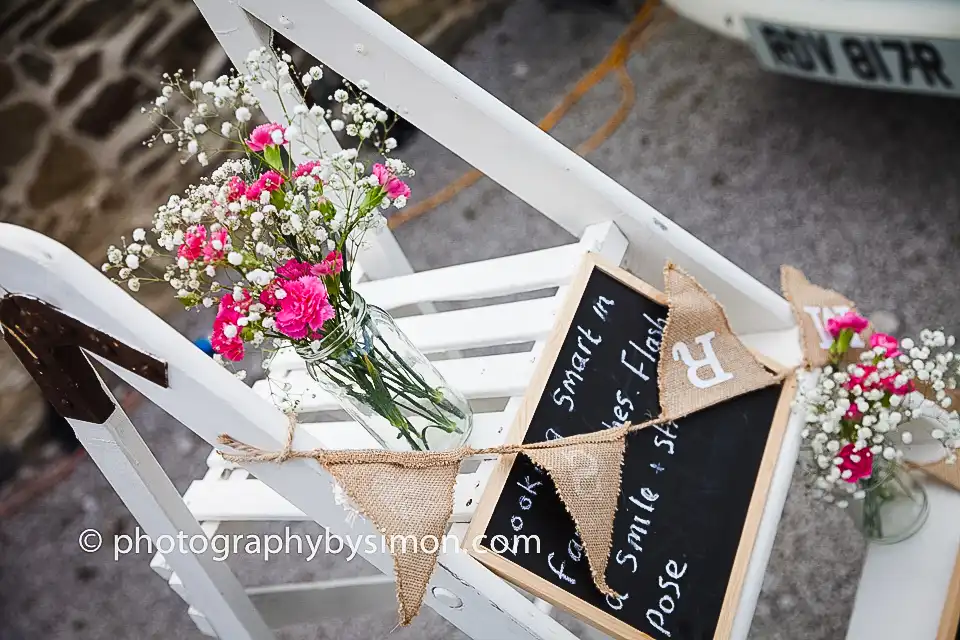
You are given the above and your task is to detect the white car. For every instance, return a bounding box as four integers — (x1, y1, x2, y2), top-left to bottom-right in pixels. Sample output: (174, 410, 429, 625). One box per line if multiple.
(664, 0, 960, 97)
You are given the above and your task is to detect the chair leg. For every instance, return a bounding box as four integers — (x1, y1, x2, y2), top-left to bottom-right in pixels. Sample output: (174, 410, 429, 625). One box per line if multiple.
(69, 382, 273, 640)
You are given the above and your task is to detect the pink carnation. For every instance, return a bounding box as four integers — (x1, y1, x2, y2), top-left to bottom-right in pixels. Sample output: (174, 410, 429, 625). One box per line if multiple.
(371, 163, 411, 199)
(311, 251, 343, 277)
(844, 365, 878, 392)
(276, 258, 311, 280)
(869, 332, 901, 358)
(203, 228, 230, 263)
(259, 281, 281, 308)
(259, 170, 284, 192)
(211, 292, 250, 361)
(246, 123, 286, 152)
(292, 160, 323, 179)
(225, 176, 246, 202)
(245, 170, 285, 201)
(826, 311, 869, 338)
(211, 326, 244, 361)
(882, 375, 914, 396)
(275, 276, 335, 340)
(178, 225, 206, 262)
(837, 444, 873, 483)
(245, 181, 263, 202)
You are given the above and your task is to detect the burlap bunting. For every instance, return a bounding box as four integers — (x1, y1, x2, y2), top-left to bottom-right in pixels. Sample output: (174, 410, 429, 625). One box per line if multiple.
(780, 265, 872, 368)
(217, 263, 790, 626)
(658, 263, 778, 418)
(523, 435, 627, 597)
(914, 458, 960, 491)
(325, 458, 460, 624)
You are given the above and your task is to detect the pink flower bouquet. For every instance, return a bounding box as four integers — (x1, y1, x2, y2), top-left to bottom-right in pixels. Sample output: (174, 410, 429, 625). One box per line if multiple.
(103, 48, 469, 451)
(797, 314, 960, 539)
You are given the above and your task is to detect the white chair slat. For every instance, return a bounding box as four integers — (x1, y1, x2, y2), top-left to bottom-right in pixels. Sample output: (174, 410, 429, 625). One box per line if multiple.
(248, 577, 399, 629)
(256, 351, 537, 413)
(183, 468, 487, 522)
(463, 412, 515, 451)
(354, 243, 583, 311)
(740, 328, 804, 370)
(266, 296, 559, 374)
(451, 464, 496, 523)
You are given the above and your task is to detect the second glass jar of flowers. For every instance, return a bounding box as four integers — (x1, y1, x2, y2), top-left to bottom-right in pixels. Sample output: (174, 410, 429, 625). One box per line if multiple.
(796, 311, 960, 543)
(103, 47, 472, 451)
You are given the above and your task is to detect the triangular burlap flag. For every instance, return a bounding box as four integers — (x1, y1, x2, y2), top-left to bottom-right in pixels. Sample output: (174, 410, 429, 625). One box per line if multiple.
(325, 457, 460, 625)
(780, 265, 872, 368)
(658, 263, 777, 418)
(524, 437, 626, 597)
(916, 458, 960, 491)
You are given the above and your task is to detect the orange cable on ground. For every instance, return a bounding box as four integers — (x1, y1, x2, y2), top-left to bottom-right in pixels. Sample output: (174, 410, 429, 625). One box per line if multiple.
(388, 2, 669, 229)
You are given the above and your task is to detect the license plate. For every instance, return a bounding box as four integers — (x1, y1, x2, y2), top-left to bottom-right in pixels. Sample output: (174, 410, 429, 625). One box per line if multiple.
(744, 20, 960, 97)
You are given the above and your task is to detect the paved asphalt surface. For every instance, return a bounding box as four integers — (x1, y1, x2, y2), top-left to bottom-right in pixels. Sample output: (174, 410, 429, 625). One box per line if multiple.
(4, 1, 960, 638)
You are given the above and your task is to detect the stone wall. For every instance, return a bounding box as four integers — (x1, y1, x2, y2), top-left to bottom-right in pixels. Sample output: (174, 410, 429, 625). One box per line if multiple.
(0, 0, 509, 448)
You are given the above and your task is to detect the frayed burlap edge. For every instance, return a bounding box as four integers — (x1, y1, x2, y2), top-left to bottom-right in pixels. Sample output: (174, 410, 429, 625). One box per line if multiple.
(657, 262, 779, 418)
(780, 265, 873, 369)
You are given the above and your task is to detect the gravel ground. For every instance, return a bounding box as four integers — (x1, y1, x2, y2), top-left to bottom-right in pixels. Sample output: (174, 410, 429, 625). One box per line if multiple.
(4, 1, 960, 638)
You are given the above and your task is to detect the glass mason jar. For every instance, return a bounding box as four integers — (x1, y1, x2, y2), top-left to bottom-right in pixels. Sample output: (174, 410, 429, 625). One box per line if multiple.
(295, 294, 472, 452)
(847, 460, 929, 544)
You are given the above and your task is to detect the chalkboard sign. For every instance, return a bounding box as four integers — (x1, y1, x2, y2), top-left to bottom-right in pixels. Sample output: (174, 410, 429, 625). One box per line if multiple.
(467, 255, 795, 640)
(937, 546, 960, 640)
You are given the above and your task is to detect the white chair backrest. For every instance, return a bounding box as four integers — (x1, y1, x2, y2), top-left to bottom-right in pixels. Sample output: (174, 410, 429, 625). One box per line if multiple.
(193, 0, 793, 336)
(0, 223, 579, 640)
(0, 4, 800, 637)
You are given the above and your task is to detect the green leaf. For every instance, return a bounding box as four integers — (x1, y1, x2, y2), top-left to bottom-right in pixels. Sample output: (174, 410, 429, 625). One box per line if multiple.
(263, 145, 283, 171)
(178, 292, 201, 308)
(319, 199, 336, 219)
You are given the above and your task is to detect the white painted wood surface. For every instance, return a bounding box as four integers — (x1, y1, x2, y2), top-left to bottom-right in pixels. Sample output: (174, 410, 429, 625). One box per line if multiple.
(209, 0, 793, 335)
(846, 481, 960, 640)
(68, 397, 272, 640)
(0, 214, 804, 638)
(247, 576, 399, 627)
(0, 224, 576, 640)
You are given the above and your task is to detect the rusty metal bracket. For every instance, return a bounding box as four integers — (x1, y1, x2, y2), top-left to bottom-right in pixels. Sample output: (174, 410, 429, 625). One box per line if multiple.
(0, 295, 169, 424)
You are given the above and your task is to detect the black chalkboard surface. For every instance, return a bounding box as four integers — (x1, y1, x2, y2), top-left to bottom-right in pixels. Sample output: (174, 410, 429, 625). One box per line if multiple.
(467, 255, 794, 640)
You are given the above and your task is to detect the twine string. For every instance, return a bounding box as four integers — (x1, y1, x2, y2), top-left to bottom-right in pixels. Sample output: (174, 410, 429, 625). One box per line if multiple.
(216, 371, 788, 469)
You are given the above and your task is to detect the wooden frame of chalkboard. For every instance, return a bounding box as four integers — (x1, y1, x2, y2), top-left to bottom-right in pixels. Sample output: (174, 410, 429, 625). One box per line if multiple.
(466, 253, 795, 640)
(937, 545, 960, 640)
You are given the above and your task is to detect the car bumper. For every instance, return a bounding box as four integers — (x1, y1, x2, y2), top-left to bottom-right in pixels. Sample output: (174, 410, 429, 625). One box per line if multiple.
(663, 0, 960, 42)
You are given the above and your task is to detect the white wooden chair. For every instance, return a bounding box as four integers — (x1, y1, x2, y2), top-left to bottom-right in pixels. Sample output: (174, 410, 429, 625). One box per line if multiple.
(0, 1, 806, 638)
